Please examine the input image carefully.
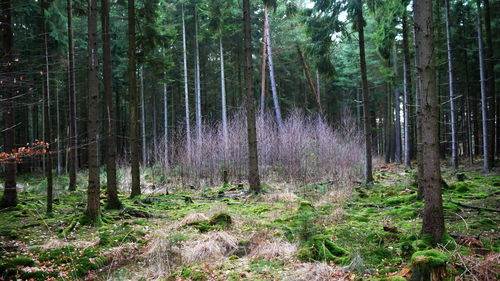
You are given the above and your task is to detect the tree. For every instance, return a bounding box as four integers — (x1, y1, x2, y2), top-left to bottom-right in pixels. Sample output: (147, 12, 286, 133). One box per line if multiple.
(445, 0, 458, 169)
(181, 3, 191, 157)
(393, 44, 402, 164)
(414, 0, 444, 243)
(402, 9, 411, 169)
(102, 0, 121, 209)
(264, 4, 283, 131)
(129, 0, 141, 198)
(41, 0, 53, 214)
(243, 0, 261, 193)
(476, 0, 489, 171)
(483, 0, 496, 162)
(195, 6, 202, 147)
(67, 0, 78, 191)
(351, 0, 373, 183)
(87, 0, 101, 222)
(1, 0, 17, 208)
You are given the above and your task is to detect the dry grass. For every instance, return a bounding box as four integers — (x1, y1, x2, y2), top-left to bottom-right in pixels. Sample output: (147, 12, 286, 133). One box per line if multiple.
(454, 252, 500, 281)
(177, 213, 209, 228)
(182, 231, 237, 265)
(138, 230, 182, 280)
(290, 262, 349, 281)
(248, 236, 297, 260)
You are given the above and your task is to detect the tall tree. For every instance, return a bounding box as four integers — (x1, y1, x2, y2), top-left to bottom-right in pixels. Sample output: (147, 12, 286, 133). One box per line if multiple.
(67, 0, 78, 191)
(393, 44, 402, 164)
(41, 0, 53, 214)
(445, 0, 458, 169)
(0, 0, 17, 208)
(243, 0, 261, 193)
(102, 0, 120, 209)
(140, 67, 146, 166)
(477, 0, 489, 171)
(414, 0, 444, 243)
(87, 0, 100, 222)
(129, 0, 141, 197)
(351, 0, 373, 182)
(181, 4, 191, 156)
(483, 0, 496, 161)
(260, 11, 267, 119)
(402, 10, 411, 169)
(195, 6, 202, 147)
(163, 49, 168, 168)
(264, 6, 283, 131)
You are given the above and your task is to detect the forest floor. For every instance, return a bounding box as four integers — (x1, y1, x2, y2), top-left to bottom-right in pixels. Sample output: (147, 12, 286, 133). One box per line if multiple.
(0, 162, 499, 280)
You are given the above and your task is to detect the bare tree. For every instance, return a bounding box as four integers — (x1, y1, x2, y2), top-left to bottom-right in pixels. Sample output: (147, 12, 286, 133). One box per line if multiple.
(182, 4, 191, 156)
(445, 0, 458, 169)
(476, 0, 489, 171)
(67, 0, 78, 191)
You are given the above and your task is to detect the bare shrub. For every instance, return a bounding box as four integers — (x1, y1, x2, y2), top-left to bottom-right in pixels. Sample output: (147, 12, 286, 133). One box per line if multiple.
(157, 108, 363, 191)
(289, 262, 350, 281)
(138, 230, 183, 280)
(248, 236, 297, 260)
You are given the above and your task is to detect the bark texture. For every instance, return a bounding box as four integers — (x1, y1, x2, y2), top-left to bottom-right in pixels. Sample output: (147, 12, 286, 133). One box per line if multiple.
(414, 0, 445, 243)
(243, 0, 261, 193)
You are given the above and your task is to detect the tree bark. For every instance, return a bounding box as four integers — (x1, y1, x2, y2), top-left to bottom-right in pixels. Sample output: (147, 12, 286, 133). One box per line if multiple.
(356, 0, 373, 183)
(102, 0, 120, 209)
(483, 0, 496, 161)
(316, 69, 321, 108)
(129, 0, 141, 198)
(264, 7, 283, 132)
(462, 26, 473, 164)
(477, 0, 490, 171)
(163, 49, 168, 169)
(414, 0, 444, 243)
(67, 0, 78, 191)
(243, 0, 261, 193)
(220, 35, 228, 147)
(296, 43, 321, 112)
(402, 11, 411, 169)
(260, 14, 267, 120)
(393, 45, 402, 164)
(87, 0, 100, 222)
(195, 7, 202, 148)
(140, 67, 147, 167)
(41, 0, 53, 214)
(385, 83, 391, 164)
(445, 0, 458, 169)
(182, 4, 191, 157)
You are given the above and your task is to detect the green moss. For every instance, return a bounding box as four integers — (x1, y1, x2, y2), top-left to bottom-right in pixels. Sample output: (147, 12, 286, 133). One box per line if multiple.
(11, 256, 35, 267)
(19, 270, 48, 279)
(450, 181, 474, 193)
(298, 201, 313, 212)
(479, 218, 496, 229)
(410, 250, 447, 269)
(387, 276, 406, 281)
(209, 213, 232, 229)
(416, 233, 436, 250)
(184, 195, 194, 204)
(439, 232, 456, 250)
(186, 220, 214, 233)
(401, 241, 415, 258)
(298, 234, 349, 264)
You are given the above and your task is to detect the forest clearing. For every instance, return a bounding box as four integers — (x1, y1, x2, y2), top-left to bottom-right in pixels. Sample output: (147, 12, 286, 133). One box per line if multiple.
(1, 0, 500, 280)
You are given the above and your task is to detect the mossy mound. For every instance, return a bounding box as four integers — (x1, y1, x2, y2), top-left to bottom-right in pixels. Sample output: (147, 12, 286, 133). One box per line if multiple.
(410, 250, 447, 268)
(209, 213, 232, 228)
(186, 220, 214, 233)
(297, 234, 349, 264)
(298, 201, 313, 212)
(450, 181, 474, 193)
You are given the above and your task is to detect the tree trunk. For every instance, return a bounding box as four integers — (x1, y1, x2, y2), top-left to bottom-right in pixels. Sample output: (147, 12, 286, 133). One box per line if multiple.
(56, 82, 61, 175)
(477, 0, 490, 171)
(102, 0, 120, 209)
(445, 0, 458, 169)
(243, 0, 261, 193)
(182, 4, 191, 157)
(260, 14, 267, 120)
(414, 15, 424, 200)
(316, 69, 321, 108)
(356, 0, 373, 183)
(220, 35, 228, 147)
(414, 0, 444, 243)
(67, 0, 78, 191)
(385, 83, 391, 164)
(483, 0, 496, 161)
(195, 7, 202, 148)
(41, 0, 53, 214)
(152, 78, 157, 161)
(462, 26, 473, 164)
(264, 7, 283, 132)
(140, 67, 147, 167)
(87, 0, 100, 222)
(163, 49, 168, 169)
(393, 45, 402, 164)
(129, 0, 141, 198)
(402, 11, 411, 169)
(296, 43, 321, 112)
